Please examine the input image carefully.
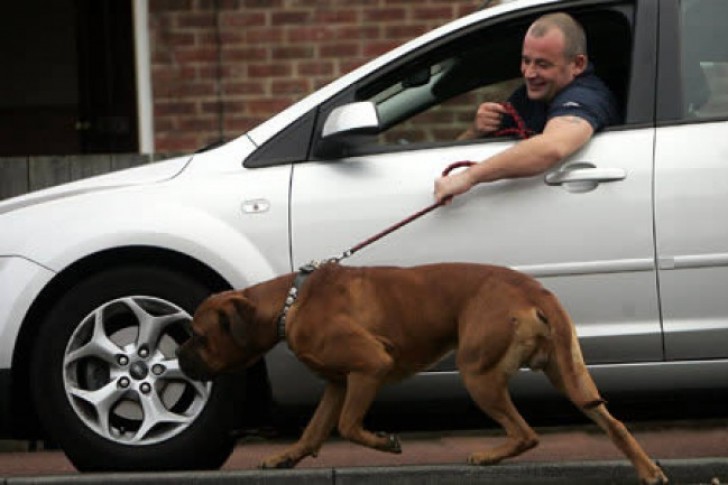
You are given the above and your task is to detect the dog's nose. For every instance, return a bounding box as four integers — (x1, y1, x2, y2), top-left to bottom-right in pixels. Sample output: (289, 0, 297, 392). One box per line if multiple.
(176, 345, 212, 382)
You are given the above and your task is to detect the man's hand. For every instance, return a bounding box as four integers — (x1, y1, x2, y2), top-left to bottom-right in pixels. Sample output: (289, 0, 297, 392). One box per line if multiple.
(434, 169, 474, 204)
(459, 102, 509, 140)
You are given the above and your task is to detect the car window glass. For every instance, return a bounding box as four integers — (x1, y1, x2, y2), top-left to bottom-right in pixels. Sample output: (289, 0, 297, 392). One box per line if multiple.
(680, 0, 728, 119)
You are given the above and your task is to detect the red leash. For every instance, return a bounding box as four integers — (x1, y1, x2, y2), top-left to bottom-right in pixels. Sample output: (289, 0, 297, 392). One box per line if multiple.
(494, 102, 534, 139)
(338, 161, 475, 260)
(332, 103, 530, 262)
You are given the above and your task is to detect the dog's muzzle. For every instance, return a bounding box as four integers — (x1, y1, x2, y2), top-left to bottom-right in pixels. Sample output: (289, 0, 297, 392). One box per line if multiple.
(176, 345, 213, 382)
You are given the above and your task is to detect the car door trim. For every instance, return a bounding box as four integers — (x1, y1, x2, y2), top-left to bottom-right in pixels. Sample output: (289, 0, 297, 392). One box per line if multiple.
(659, 253, 728, 270)
(516, 258, 654, 278)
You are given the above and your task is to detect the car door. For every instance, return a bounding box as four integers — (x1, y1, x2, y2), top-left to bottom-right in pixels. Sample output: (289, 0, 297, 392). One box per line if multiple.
(654, 0, 728, 360)
(290, 2, 662, 367)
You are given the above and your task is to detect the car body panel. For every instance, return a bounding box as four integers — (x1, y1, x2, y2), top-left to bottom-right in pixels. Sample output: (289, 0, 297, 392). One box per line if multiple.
(0, 257, 55, 367)
(655, 122, 728, 360)
(290, 128, 661, 367)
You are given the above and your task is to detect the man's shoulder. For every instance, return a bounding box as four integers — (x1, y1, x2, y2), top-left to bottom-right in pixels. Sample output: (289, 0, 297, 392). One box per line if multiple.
(550, 71, 621, 130)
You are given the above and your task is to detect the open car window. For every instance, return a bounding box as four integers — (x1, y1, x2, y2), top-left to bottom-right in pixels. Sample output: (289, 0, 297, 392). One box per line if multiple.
(347, 6, 633, 153)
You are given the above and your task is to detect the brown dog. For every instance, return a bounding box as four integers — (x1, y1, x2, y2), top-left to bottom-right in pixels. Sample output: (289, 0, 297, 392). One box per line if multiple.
(177, 262, 668, 484)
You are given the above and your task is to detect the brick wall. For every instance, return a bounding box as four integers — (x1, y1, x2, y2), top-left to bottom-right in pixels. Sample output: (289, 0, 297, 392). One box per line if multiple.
(148, 0, 485, 153)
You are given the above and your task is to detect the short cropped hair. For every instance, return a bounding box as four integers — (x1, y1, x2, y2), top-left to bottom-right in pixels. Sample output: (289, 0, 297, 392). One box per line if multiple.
(528, 13, 587, 60)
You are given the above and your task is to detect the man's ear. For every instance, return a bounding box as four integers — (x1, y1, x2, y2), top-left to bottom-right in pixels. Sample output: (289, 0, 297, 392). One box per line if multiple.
(572, 54, 587, 76)
(227, 295, 256, 347)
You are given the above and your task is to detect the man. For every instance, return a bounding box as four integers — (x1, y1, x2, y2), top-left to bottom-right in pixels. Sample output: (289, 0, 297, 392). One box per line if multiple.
(434, 12, 620, 203)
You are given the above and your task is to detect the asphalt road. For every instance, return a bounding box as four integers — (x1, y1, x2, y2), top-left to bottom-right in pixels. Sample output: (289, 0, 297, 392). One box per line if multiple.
(1, 417, 727, 484)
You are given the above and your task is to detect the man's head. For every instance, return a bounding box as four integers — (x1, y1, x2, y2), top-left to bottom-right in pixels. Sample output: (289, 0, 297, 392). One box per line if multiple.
(521, 13, 588, 102)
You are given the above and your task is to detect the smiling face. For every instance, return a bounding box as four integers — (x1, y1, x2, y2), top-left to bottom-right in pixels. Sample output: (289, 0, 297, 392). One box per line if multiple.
(520, 26, 586, 102)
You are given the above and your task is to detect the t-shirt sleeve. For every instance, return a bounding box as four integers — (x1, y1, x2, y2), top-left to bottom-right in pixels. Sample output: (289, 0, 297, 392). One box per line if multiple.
(548, 85, 617, 132)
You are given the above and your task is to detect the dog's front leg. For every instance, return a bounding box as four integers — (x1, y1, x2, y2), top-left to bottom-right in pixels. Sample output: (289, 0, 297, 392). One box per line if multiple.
(260, 383, 346, 469)
(337, 372, 402, 454)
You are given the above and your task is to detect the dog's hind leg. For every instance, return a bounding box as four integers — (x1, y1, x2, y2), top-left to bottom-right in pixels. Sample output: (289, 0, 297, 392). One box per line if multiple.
(544, 363, 668, 484)
(260, 383, 346, 469)
(461, 370, 540, 465)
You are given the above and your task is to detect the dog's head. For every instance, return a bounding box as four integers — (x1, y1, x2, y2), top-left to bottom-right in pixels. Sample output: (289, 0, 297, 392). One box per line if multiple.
(177, 290, 264, 381)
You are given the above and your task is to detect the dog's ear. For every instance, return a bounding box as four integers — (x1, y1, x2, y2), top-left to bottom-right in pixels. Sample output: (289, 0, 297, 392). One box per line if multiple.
(226, 294, 256, 347)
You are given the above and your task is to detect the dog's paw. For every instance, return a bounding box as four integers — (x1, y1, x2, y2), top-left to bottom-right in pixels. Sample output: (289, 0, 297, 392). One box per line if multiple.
(259, 456, 296, 469)
(376, 431, 402, 454)
(467, 451, 502, 466)
(640, 462, 669, 485)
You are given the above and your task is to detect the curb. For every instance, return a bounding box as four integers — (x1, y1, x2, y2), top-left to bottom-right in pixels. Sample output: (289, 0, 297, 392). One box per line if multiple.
(3, 458, 727, 485)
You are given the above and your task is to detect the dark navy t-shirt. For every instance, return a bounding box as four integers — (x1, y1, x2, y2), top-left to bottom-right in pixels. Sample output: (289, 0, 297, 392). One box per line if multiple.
(502, 64, 621, 134)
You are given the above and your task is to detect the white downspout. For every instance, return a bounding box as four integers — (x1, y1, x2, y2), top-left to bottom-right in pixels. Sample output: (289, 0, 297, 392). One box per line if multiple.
(133, 0, 154, 154)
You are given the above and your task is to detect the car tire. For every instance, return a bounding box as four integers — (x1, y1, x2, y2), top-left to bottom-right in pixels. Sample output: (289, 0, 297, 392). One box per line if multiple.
(30, 266, 238, 471)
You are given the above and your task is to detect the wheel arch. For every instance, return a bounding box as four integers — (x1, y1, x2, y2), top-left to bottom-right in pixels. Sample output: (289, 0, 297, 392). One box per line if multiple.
(10, 245, 273, 439)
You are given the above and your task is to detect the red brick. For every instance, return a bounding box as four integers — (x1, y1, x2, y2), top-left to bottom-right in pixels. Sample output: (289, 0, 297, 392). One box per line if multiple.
(149, 0, 193, 13)
(313, 9, 358, 24)
(222, 46, 268, 62)
(155, 101, 197, 116)
(246, 99, 293, 115)
(271, 11, 311, 26)
(223, 82, 267, 96)
(220, 11, 267, 28)
(272, 79, 310, 95)
(297, 60, 334, 77)
(201, 101, 223, 114)
(384, 24, 428, 39)
(335, 25, 381, 40)
(153, 118, 175, 132)
(320, 43, 360, 58)
(160, 31, 196, 46)
(155, 135, 200, 152)
(224, 116, 265, 133)
(413, 6, 454, 21)
(174, 46, 219, 63)
(176, 12, 217, 29)
(246, 28, 285, 44)
(287, 26, 336, 43)
(248, 63, 292, 78)
(179, 116, 220, 131)
(363, 8, 407, 23)
(157, 81, 217, 98)
(272, 45, 315, 60)
(362, 40, 401, 57)
(241, 0, 283, 7)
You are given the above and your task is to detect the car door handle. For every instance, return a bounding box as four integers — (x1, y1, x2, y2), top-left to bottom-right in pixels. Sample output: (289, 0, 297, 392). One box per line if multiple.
(545, 162, 626, 193)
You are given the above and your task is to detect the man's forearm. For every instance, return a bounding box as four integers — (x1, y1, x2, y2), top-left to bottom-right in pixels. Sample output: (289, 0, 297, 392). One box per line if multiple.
(465, 135, 563, 184)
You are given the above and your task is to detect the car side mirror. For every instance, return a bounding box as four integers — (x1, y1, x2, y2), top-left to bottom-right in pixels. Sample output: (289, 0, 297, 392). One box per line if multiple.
(314, 101, 381, 159)
(321, 101, 380, 139)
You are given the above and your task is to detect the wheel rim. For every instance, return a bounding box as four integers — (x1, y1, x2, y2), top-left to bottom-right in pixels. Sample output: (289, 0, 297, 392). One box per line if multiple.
(62, 296, 211, 445)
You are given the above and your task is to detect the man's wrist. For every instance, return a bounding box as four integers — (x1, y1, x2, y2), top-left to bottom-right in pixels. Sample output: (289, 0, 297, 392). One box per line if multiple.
(458, 127, 480, 140)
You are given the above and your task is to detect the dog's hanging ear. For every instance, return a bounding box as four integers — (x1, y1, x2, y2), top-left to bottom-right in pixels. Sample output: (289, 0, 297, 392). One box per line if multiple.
(226, 294, 256, 347)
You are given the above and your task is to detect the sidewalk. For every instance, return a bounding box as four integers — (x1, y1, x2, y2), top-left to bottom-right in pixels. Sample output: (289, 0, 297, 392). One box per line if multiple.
(1, 459, 727, 485)
(1, 419, 726, 484)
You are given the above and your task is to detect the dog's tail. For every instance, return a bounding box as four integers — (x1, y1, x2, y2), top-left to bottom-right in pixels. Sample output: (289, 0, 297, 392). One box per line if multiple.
(538, 288, 605, 410)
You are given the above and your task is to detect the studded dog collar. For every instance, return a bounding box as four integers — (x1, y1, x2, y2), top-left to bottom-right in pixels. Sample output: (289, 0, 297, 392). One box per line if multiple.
(276, 263, 317, 340)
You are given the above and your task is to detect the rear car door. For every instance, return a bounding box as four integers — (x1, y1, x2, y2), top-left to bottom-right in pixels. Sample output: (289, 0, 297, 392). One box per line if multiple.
(654, 0, 728, 360)
(290, 1, 662, 368)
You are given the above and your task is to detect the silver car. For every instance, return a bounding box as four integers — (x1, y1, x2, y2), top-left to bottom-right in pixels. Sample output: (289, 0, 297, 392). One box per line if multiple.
(1, 0, 727, 472)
